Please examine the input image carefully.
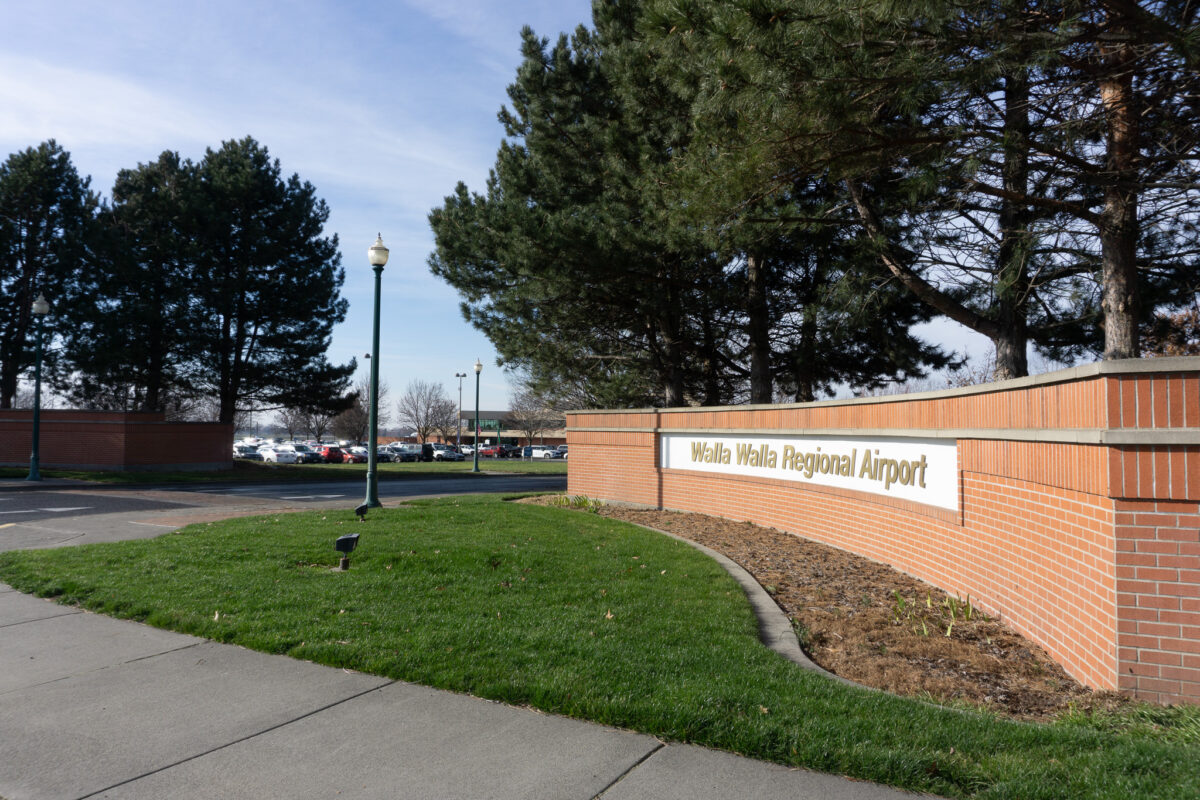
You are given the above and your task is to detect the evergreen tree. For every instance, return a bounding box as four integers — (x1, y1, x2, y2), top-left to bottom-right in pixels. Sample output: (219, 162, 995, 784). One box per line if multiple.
(188, 137, 354, 423)
(432, 4, 949, 408)
(60, 151, 198, 412)
(431, 17, 728, 408)
(643, 0, 1200, 373)
(0, 141, 97, 408)
(728, 179, 955, 402)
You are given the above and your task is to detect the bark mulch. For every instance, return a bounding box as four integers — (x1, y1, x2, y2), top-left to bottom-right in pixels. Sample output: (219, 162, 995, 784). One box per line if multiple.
(528, 498, 1132, 721)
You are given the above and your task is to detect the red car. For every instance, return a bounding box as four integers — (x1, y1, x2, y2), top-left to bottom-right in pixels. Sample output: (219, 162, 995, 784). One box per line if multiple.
(477, 445, 501, 457)
(342, 448, 368, 464)
(317, 445, 344, 463)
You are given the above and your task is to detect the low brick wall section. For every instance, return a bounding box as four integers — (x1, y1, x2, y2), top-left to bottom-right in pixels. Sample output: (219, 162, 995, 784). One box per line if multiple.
(0, 410, 233, 472)
(566, 357, 1200, 705)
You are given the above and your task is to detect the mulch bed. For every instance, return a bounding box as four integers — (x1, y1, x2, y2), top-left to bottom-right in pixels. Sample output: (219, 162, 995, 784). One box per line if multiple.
(526, 498, 1130, 721)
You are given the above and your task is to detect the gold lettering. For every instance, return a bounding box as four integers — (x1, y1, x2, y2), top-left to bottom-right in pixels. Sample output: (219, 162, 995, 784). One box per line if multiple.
(858, 450, 876, 480)
(782, 445, 797, 471)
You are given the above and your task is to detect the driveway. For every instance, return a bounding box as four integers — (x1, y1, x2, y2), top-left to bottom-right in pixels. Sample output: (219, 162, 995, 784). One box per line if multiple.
(0, 474, 566, 552)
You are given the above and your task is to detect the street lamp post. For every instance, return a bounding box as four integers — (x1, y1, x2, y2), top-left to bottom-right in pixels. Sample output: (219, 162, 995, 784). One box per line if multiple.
(364, 234, 388, 508)
(472, 358, 482, 473)
(26, 294, 50, 482)
(455, 372, 467, 449)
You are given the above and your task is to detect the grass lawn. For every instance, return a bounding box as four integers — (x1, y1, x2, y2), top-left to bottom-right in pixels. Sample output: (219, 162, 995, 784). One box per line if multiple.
(0, 495, 1195, 799)
(0, 458, 566, 484)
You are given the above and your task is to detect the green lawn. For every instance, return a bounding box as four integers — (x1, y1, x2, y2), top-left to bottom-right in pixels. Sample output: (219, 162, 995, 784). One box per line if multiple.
(0, 495, 1195, 799)
(0, 457, 566, 484)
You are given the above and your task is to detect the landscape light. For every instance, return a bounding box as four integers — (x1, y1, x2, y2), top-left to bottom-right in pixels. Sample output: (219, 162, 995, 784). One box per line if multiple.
(335, 533, 360, 571)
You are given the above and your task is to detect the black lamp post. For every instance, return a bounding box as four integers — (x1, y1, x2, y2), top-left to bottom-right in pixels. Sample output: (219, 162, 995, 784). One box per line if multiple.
(364, 234, 388, 508)
(455, 371, 466, 449)
(26, 294, 50, 482)
(472, 358, 482, 473)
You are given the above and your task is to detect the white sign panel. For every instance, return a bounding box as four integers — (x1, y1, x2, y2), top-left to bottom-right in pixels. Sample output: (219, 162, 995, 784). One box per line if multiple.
(660, 433, 959, 511)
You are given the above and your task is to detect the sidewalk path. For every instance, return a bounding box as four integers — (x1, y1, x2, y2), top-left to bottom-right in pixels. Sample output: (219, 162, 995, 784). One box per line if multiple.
(0, 484, 931, 799)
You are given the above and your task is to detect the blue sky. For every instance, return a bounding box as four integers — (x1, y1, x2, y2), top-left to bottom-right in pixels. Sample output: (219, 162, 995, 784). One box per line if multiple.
(1, 0, 598, 412)
(3, 1, 995, 416)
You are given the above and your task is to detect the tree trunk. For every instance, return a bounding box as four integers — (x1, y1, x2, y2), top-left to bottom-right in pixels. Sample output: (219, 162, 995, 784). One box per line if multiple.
(993, 69, 1032, 380)
(746, 252, 773, 403)
(700, 311, 722, 406)
(653, 268, 686, 407)
(1098, 4, 1140, 360)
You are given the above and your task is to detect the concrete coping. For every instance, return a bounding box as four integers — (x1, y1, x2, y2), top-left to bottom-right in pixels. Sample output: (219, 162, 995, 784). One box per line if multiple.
(564, 356, 1200, 417)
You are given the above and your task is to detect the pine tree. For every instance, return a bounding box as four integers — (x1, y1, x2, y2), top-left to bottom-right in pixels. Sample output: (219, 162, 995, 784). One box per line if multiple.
(188, 137, 354, 423)
(0, 141, 97, 408)
(430, 20, 721, 407)
(642, 0, 1200, 373)
(61, 151, 198, 412)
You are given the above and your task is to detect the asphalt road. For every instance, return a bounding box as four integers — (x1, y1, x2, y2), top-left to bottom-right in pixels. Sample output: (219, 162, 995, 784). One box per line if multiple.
(0, 474, 567, 553)
(0, 491, 192, 519)
(172, 474, 568, 502)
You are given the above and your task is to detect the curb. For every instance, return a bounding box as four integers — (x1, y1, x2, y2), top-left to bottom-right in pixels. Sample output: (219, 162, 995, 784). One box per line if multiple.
(622, 520, 862, 689)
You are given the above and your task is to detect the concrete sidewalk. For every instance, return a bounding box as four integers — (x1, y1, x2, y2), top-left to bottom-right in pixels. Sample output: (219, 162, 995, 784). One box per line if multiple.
(0, 489, 930, 799)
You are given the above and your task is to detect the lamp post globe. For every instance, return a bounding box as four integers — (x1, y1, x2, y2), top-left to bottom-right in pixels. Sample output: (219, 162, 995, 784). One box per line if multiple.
(472, 358, 482, 473)
(26, 293, 51, 482)
(364, 234, 388, 508)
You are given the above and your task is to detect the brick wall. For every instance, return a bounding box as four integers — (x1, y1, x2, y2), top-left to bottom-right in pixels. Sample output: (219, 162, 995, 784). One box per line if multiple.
(566, 357, 1200, 704)
(0, 410, 233, 472)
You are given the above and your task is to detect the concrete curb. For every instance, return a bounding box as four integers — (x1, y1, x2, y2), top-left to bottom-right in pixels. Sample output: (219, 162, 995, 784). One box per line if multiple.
(625, 521, 863, 689)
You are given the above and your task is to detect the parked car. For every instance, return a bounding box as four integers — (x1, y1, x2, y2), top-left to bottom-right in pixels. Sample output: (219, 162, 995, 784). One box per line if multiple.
(287, 444, 325, 464)
(499, 444, 523, 458)
(432, 446, 464, 462)
(430, 443, 464, 461)
(258, 446, 298, 464)
(317, 445, 345, 464)
(343, 447, 368, 464)
(522, 445, 562, 459)
(386, 443, 420, 462)
(233, 443, 263, 461)
(478, 444, 501, 457)
(459, 443, 474, 455)
(375, 447, 394, 463)
(556, 445, 568, 459)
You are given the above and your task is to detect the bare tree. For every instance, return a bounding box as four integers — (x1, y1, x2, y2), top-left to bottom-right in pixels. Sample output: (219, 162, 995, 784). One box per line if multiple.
(302, 407, 339, 443)
(396, 380, 453, 443)
(431, 396, 460, 443)
(507, 386, 562, 446)
(331, 403, 367, 444)
(330, 378, 390, 445)
(276, 407, 308, 440)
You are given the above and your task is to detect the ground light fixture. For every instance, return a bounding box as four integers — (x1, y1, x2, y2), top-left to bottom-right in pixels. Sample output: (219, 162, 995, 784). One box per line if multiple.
(364, 234, 388, 509)
(334, 533, 359, 571)
(26, 293, 50, 482)
(472, 358, 482, 473)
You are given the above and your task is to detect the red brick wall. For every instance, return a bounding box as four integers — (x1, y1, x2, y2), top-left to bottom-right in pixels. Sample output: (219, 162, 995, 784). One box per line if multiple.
(0, 410, 233, 471)
(567, 358, 1200, 704)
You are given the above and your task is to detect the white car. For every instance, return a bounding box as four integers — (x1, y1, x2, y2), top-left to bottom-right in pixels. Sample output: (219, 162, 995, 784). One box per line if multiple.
(429, 443, 463, 461)
(435, 448, 464, 461)
(524, 445, 562, 459)
(258, 446, 298, 464)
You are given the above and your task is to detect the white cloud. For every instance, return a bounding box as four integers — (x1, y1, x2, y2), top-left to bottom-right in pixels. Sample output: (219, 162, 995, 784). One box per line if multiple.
(0, 54, 218, 153)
